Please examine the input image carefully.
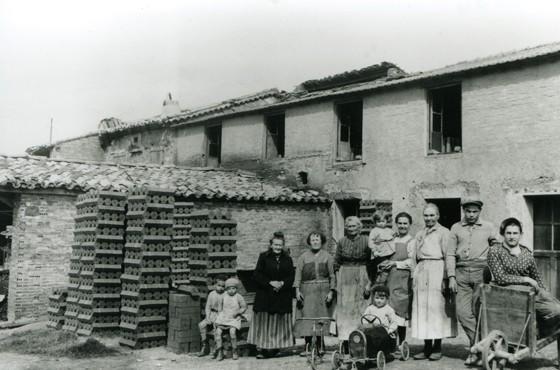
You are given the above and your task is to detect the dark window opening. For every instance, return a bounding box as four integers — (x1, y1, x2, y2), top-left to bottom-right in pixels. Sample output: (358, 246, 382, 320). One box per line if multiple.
(429, 85, 462, 155)
(206, 125, 222, 167)
(531, 196, 560, 251)
(425, 198, 461, 230)
(265, 114, 285, 159)
(0, 194, 14, 268)
(297, 171, 308, 186)
(336, 199, 360, 219)
(336, 101, 363, 161)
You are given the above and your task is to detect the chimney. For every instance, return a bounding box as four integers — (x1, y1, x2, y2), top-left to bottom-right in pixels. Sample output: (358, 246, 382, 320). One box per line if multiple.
(161, 93, 181, 118)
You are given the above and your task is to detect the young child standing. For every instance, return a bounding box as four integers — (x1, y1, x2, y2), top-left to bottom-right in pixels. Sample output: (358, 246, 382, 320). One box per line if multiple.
(367, 210, 396, 288)
(363, 285, 397, 336)
(213, 278, 248, 360)
(197, 275, 227, 357)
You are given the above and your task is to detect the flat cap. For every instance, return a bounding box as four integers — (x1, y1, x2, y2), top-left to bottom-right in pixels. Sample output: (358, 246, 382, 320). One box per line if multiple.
(461, 198, 483, 208)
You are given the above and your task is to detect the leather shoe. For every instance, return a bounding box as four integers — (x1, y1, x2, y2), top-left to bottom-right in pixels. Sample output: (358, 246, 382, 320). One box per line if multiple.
(429, 352, 442, 361)
(413, 352, 429, 360)
(464, 353, 479, 366)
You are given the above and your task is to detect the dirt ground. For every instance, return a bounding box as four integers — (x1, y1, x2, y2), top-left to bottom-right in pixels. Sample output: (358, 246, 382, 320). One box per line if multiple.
(0, 321, 558, 370)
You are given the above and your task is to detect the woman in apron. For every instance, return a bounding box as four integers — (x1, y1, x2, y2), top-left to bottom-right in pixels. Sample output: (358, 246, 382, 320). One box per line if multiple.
(334, 216, 370, 348)
(294, 231, 336, 356)
(378, 212, 414, 346)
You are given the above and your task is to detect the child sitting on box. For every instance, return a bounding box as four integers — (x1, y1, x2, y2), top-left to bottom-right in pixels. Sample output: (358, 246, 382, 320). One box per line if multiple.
(197, 274, 227, 357)
(213, 277, 248, 360)
(366, 210, 396, 290)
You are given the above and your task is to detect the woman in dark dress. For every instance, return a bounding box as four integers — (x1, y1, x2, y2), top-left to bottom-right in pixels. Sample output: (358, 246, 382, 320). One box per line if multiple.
(247, 231, 295, 359)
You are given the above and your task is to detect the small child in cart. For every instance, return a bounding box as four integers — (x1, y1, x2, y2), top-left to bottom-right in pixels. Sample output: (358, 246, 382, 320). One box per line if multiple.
(213, 278, 248, 360)
(362, 285, 397, 339)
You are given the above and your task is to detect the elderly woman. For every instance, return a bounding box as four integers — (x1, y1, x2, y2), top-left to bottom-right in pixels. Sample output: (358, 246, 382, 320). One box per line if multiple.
(294, 231, 336, 356)
(334, 216, 370, 345)
(248, 231, 295, 359)
(378, 212, 414, 346)
(488, 217, 560, 337)
(411, 204, 457, 361)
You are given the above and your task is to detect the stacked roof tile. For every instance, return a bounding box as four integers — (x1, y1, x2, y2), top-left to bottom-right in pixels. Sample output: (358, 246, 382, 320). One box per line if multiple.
(0, 155, 329, 204)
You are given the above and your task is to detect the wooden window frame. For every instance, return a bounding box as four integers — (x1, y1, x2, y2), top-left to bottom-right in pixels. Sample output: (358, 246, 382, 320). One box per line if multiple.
(264, 113, 285, 159)
(335, 100, 363, 162)
(428, 84, 462, 155)
(205, 123, 222, 167)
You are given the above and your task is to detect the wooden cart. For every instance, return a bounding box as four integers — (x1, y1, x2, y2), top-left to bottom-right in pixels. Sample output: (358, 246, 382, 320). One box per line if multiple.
(470, 284, 560, 370)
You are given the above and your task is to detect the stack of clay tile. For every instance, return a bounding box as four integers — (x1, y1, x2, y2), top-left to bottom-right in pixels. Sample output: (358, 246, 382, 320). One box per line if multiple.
(167, 290, 201, 354)
(119, 187, 174, 349)
(47, 288, 68, 330)
(63, 190, 126, 334)
(76, 190, 126, 335)
(62, 238, 82, 332)
(186, 211, 211, 299)
(207, 209, 237, 281)
(170, 202, 193, 287)
(359, 200, 393, 235)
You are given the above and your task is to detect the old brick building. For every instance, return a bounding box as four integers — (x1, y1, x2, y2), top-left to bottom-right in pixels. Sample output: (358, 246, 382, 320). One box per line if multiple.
(24, 41, 560, 295)
(0, 155, 330, 320)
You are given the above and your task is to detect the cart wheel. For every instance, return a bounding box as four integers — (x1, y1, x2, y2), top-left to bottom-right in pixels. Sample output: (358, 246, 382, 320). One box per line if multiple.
(376, 351, 386, 370)
(482, 330, 509, 370)
(400, 341, 410, 361)
(331, 350, 342, 370)
(331, 351, 342, 370)
(310, 348, 317, 370)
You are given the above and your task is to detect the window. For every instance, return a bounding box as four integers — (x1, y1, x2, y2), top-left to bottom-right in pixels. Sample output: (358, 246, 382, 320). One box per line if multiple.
(532, 196, 560, 251)
(425, 198, 461, 230)
(265, 113, 285, 159)
(205, 125, 222, 167)
(336, 101, 363, 161)
(428, 85, 462, 154)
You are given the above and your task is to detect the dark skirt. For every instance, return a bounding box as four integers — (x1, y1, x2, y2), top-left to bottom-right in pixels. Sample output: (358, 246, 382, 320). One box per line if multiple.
(247, 311, 295, 349)
(294, 280, 335, 337)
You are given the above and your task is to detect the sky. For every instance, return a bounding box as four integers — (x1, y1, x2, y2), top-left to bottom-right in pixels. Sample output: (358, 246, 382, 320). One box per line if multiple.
(0, 0, 559, 155)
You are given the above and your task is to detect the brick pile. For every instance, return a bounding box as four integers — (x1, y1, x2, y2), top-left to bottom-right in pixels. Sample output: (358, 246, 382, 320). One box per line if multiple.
(119, 187, 174, 349)
(76, 191, 126, 335)
(46, 288, 68, 330)
(167, 290, 201, 354)
(63, 190, 126, 334)
(359, 200, 393, 235)
(170, 202, 193, 287)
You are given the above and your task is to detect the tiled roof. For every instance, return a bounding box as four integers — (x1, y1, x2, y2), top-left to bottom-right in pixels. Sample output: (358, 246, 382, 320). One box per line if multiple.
(26, 131, 99, 155)
(275, 41, 560, 105)
(0, 155, 329, 204)
(300, 62, 403, 92)
(99, 88, 284, 136)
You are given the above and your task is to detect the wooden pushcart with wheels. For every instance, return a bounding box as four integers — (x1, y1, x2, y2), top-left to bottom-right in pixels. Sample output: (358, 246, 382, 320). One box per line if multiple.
(470, 284, 560, 370)
(331, 314, 409, 370)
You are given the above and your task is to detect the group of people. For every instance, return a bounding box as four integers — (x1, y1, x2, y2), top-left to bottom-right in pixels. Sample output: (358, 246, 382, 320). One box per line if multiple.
(196, 198, 560, 366)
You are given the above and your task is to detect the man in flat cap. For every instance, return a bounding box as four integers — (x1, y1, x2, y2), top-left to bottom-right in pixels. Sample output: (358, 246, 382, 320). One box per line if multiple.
(446, 198, 500, 366)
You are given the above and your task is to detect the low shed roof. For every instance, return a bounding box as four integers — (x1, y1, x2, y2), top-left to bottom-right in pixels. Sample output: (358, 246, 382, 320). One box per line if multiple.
(0, 155, 329, 204)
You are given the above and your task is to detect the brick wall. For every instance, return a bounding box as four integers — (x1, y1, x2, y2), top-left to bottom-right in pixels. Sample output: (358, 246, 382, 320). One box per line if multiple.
(105, 128, 175, 165)
(193, 201, 333, 270)
(51, 134, 105, 162)
(175, 125, 206, 166)
(8, 192, 76, 321)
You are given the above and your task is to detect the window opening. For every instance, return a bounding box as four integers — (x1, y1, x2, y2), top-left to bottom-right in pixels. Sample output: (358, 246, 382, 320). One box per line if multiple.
(428, 85, 462, 154)
(531, 196, 560, 251)
(336, 101, 363, 161)
(265, 114, 285, 159)
(206, 125, 222, 167)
